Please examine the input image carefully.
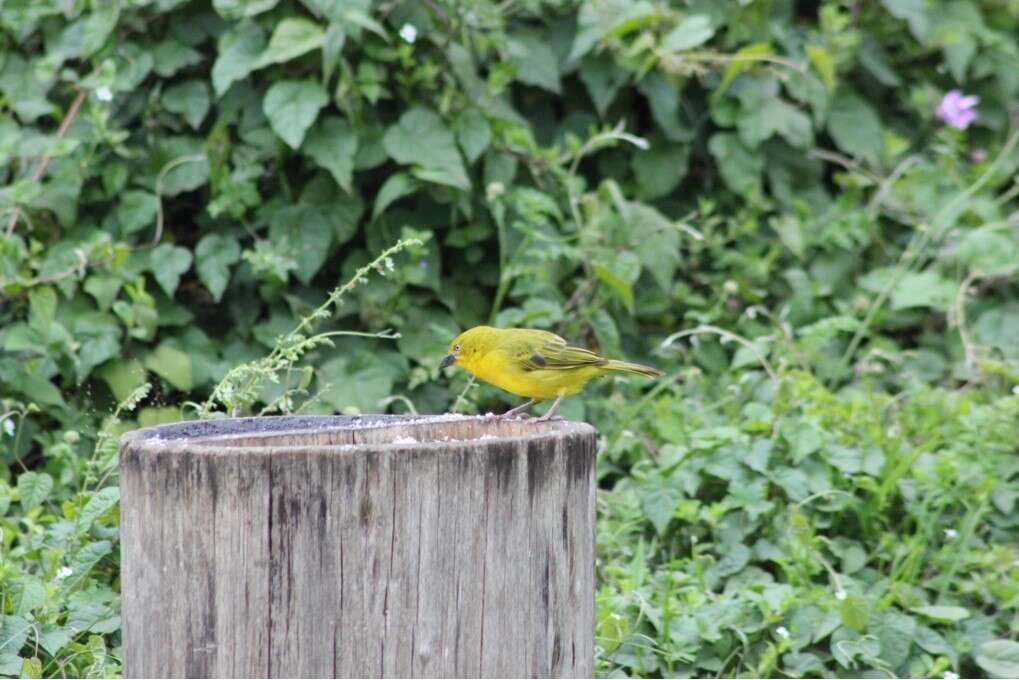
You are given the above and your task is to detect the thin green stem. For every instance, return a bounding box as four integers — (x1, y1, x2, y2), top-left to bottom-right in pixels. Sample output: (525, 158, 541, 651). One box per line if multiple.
(836, 124, 1019, 379)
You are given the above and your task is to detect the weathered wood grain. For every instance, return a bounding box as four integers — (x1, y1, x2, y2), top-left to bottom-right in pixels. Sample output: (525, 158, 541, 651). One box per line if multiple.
(119, 415, 596, 678)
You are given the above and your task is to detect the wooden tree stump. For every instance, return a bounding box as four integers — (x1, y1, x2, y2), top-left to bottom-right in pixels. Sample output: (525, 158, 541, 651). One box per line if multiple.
(119, 415, 597, 678)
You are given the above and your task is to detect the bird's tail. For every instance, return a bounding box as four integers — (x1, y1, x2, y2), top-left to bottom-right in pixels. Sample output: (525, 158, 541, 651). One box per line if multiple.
(604, 360, 664, 379)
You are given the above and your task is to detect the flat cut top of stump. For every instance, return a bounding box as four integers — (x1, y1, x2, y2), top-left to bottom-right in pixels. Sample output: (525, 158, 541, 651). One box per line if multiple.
(119, 414, 596, 453)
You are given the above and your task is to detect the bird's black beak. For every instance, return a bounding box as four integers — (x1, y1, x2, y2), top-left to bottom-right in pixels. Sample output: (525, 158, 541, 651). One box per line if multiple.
(440, 354, 456, 369)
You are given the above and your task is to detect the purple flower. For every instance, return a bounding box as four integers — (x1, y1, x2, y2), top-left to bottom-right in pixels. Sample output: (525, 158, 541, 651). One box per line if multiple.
(936, 90, 979, 129)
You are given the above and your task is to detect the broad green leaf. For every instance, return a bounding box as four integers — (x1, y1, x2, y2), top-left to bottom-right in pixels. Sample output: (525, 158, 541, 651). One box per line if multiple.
(632, 139, 690, 200)
(0, 655, 20, 677)
(138, 406, 183, 427)
(18, 135, 80, 158)
(253, 17, 324, 68)
(18, 374, 65, 407)
(28, 285, 56, 328)
(396, 307, 460, 365)
(593, 263, 635, 313)
(890, 271, 956, 311)
(726, 479, 774, 519)
(213, 0, 278, 19)
(738, 98, 814, 149)
(858, 36, 902, 86)
(827, 87, 884, 161)
(84, 275, 123, 311)
(36, 625, 72, 657)
(973, 304, 1019, 361)
(300, 174, 363, 245)
(911, 605, 970, 622)
(882, 0, 929, 41)
(708, 132, 762, 197)
(641, 475, 680, 535)
(568, 0, 649, 62)
(322, 21, 345, 84)
(153, 136, 209, 196)
(976, 639, 1019, 678)
(715, 543, 752, 577)
(506, 31, 561, 93)
(144, 343, 193, 391)
(579, 53, 628, 117)
(951, 227, 1018, 273)
(303, 116, 358, 192)
(319, 352, 405, 414)
(0, 616, 30, 656)
(873, 611, 915, 668)
(195, 234, 241, 301)
(10, 579, 45, 616)
(77, 487, 121, 532)
(65, 587, 118, 633)
(99, 359, 148, 403)
(662, 14, 714, 52)
(913, 624, 955, 663)
(637, 71, 691, 142)
(383, 108, 469, 190)
(716, 42, 772, 96)
(116, 190, 159, 235)
(149, 243, 192, 297)
(73, 312, 122, 382)
(588, 307, 621, 358)
(81, 3, 120, 57)
(268, 204, 334, 284)
(456, 109, 491, 163)
(162, 80, 210, 130)
(0, 55, 53, 123)
(630, 202, 680, 290)
(152, 39, 203, 78)
(61, 541, 112, 594)
(839, 594, 871, 633)
(372, 172, 418, 220)
(263, 79, 328, 149)
(17, 471, 53, 511)
(806, 45, 837, 90)
(212, 21, 266, 96)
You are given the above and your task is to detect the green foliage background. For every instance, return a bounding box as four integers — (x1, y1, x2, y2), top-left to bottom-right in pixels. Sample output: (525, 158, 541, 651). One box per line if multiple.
(2, 0, 1019, 676)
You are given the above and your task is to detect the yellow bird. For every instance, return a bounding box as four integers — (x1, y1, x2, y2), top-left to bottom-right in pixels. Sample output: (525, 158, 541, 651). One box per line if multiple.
(440, 325, 663, 420)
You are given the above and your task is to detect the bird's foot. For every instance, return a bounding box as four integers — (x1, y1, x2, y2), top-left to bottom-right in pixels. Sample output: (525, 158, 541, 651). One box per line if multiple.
(495, 399, 537, 420)
(494, 411, 534, 421)
(531, 395, 564, 422)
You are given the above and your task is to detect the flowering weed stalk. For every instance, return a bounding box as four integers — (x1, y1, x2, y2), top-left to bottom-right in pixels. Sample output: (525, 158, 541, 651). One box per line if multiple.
(196, 238, 421, 417)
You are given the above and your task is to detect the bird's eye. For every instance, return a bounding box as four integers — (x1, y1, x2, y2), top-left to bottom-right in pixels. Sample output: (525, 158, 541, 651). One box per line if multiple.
(454, 343, 461, 353)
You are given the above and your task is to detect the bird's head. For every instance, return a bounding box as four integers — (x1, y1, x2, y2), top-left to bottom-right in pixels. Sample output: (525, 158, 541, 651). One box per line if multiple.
(440, 326, 492, 371)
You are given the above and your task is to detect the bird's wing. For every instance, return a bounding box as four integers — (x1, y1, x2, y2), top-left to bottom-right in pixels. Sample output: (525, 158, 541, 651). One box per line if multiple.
(505, 331, 608, 371)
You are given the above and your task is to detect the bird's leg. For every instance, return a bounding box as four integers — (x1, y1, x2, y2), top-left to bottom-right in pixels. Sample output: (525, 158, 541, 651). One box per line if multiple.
(497, 399, 536, 419)
(534, 395, 564, 422)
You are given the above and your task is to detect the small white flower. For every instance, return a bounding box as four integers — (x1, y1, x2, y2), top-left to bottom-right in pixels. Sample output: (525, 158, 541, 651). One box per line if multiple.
(944, 672, 959, 680)
(723, 279, 738, 294)
(776, 626, 790, 639)
(95, 86, 113, 102)
(1012, 385, 1019, 396)
(399, 23, 418, 43)
(56, 566, 72, 580)
(835, 589, 847, 601)
(1, 418, 14, 436)
(944, 528, 958, 539)
(486, 181, 505, 201)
